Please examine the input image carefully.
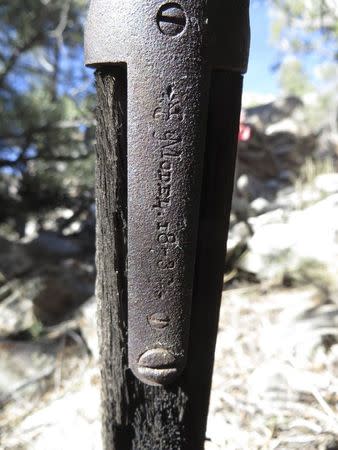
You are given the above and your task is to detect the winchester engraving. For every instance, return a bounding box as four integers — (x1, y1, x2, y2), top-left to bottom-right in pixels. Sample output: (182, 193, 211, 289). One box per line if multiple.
(153, 130, 182, 157)
(152, 86, 182, 313)
(154, 86, 183, 121)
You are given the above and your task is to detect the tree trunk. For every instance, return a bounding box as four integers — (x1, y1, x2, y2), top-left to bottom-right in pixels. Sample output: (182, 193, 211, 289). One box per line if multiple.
(95, 66, 243, 450)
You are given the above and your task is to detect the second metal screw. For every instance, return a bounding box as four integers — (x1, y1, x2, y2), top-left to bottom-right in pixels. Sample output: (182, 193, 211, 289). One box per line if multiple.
(157, 3, 186, 36)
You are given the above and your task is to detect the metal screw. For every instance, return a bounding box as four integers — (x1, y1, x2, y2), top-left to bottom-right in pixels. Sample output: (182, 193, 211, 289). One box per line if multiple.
(148, 313, 170, 329)
(157, 3, 186, 36)
(136, 348, 184, 385)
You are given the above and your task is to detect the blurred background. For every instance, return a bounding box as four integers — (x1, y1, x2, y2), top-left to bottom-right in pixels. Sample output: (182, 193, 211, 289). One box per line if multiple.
(0, 1, 337, 449)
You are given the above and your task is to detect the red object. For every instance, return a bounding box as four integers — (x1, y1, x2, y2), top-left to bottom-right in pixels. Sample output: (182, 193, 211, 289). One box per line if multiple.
(238, 122, 252, 142)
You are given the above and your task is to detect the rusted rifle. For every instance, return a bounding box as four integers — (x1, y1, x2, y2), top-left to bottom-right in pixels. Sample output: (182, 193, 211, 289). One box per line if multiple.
(85, 1, 250, 448)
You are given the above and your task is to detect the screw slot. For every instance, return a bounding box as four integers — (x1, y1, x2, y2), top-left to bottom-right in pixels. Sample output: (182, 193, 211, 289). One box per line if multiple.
(136, 348, 184, 385)
(157, 3, 187, 36)
(148, 313, 170, 329)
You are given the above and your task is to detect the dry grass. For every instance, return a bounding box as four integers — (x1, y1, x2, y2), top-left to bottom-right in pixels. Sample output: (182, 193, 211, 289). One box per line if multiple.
(206, 283, 338, 450)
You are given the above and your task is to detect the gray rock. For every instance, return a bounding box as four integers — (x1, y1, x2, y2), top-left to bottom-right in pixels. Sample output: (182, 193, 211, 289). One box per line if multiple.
(0, 237, 33, 279)
(240, 194, 338, 285)
(266, 118, 301, 136)
(0, 292, 34, 337)
(226, 222, 251, 265)
(235, 174, 273, 202)
(315, 173, 338, 194)
(250, 197, 271, 215)
(32, 262, 95, 325)
(246, 96, 303, 129)
(0, 340, 59, 407)
(78, 298, 98, 360)
(3, 365, 101, 450)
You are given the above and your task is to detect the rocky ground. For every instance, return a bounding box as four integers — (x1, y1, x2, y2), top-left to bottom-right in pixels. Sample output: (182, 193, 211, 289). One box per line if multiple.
(0, 96, 337, 449)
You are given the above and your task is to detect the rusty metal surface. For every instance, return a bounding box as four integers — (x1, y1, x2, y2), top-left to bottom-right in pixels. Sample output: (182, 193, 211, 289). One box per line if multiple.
(85, 1, 250, 386)
(85, 1, 250, 72)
